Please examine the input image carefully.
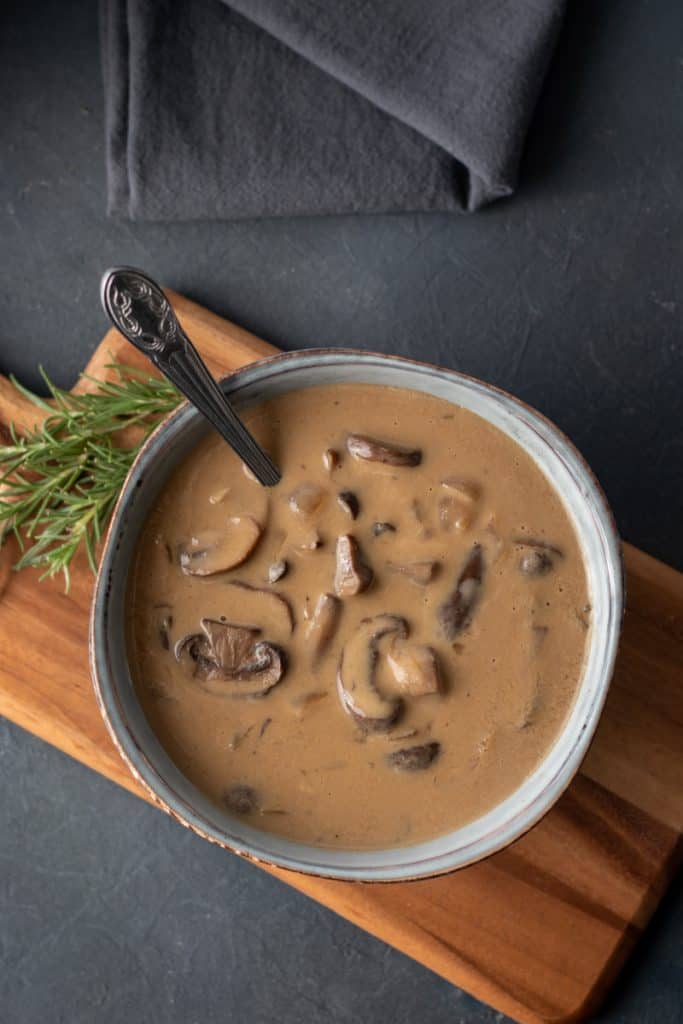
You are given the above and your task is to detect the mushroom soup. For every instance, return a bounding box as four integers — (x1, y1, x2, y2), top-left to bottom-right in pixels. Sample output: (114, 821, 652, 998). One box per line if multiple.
(128, 383, 590, 849)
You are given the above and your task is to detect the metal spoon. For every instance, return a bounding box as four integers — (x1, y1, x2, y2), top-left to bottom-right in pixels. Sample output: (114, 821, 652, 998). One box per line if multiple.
(100, 267, 281, 486)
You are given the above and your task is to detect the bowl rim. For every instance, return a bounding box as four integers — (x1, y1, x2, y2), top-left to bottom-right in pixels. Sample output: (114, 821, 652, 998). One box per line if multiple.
(90, 347, 624, 881)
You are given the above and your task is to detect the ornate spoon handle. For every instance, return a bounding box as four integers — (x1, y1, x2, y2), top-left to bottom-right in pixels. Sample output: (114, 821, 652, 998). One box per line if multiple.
(100, 267, 281, 487)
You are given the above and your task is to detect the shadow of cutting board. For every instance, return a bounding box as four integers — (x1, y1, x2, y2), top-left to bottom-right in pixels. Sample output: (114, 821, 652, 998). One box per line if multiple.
(1, 291, 681, 1024)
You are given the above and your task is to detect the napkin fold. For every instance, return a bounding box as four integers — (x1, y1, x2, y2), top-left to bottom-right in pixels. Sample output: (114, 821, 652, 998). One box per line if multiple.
(101, 0, 566, 220)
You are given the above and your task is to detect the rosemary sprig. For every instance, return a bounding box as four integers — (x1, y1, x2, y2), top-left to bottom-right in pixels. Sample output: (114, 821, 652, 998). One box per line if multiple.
(0, 363, 181, 590)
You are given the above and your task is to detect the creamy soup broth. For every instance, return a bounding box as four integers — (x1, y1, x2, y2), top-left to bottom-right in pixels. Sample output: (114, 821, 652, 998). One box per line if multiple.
(129, 383, 589, 849)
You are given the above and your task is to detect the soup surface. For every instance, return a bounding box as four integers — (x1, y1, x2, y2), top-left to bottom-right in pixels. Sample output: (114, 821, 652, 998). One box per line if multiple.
(129, 383, 590, 849)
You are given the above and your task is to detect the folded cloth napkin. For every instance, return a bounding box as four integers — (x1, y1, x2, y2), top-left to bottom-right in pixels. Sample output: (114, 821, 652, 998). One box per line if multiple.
(101, 0, 565, 220)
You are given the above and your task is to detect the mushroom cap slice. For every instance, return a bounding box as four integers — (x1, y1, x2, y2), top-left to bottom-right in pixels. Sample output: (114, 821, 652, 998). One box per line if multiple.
(175, 618, 286, 698)
(178, 517, 262, 576)
(336, 490, 360, 520)
(345, 433, 422, 467)
(436, 543, 485, 641)
(337, 614, 407, 732)
(518, 549, 554, 576)
(334, 534, 373, 597)
(387, 642, 441, 697)
(305, 592, 342, 665)
(513, 537, 563, 576)
(386, 742, 441, 772)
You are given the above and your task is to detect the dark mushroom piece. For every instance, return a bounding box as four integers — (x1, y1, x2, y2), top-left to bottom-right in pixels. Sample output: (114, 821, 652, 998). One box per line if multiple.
(514, 537, 563, 575)
(346, 433, 422, 467)
(337, 614, 407, 732)
(322, 448, 340, 472)
(372, 521, 396, 537)
(305, 592, 342, 664)
(223, 785, 259, 814)
(178, 517, 262, 576)
(334, 534, 374, 597)
(436, 543, 485, 641)
(175, 619, 286, 698)
(336, 490, 360, 520)
(157, 611, 173, 650)
(386, 560, 439, 586)
(519, 549, 554, 576)
(386, 742, 441, 772)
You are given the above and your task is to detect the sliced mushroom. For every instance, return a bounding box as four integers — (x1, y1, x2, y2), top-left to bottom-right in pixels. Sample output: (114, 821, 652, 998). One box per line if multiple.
(436, 543, 485, 640)
(288, 482, 326, 517)
(337, 614, 407, 731)
(519, 549, 554, 576)
(157, 612, 173, 651)
(386, 742, 441, 772)
(334, 535, 374, 597)
(178, 518, 261, 576)
(223, 784, 259, 814)
(267, 559, 288, 583)
(386, 560, 439, 586)
(346, 433, 422, 467)
(372, 521, 396, 537)
(222, 580, 295, 635)
(387, 643, 441, 697)
(322, 448, 340, 472)
(305, 592, 342, 664)
(336, 490, 360, 520)
(175, 619, 286, 698)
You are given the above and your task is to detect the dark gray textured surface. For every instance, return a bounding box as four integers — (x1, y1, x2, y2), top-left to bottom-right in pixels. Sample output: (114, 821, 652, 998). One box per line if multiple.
(0, 1, 681, 1022)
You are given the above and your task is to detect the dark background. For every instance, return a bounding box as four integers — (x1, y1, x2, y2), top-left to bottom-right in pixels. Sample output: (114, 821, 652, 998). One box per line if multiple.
(1, 1, 681, 1022)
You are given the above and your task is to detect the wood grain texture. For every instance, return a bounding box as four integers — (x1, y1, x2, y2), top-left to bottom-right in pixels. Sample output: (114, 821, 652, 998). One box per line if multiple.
(0, 293, 681, 1024)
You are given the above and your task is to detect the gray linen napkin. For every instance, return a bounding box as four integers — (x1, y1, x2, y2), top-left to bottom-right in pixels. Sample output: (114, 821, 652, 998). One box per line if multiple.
(101, 0, 566, 220)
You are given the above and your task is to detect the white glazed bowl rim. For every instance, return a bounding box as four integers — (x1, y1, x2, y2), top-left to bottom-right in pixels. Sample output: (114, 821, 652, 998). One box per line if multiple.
(90, 349, 623, 881)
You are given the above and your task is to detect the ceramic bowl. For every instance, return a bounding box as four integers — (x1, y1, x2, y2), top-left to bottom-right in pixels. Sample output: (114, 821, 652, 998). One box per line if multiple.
(90, 349, 623, 881)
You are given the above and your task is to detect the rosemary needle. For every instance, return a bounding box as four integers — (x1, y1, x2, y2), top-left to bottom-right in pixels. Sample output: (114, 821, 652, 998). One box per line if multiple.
(0, 363, 181, 590)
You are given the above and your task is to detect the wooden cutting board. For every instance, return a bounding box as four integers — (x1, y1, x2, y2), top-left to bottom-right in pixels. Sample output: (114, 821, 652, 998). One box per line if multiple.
(1, 291, 681, 1024)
